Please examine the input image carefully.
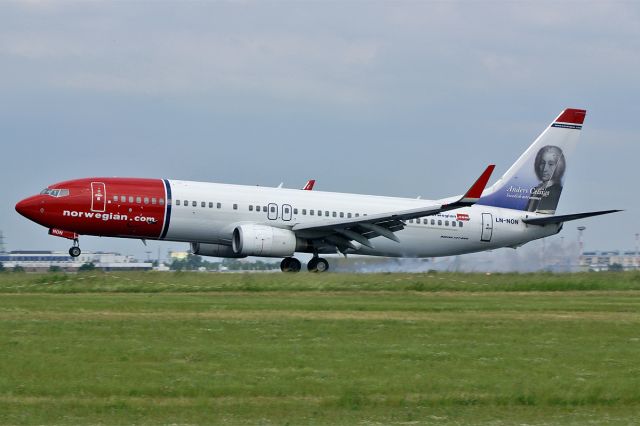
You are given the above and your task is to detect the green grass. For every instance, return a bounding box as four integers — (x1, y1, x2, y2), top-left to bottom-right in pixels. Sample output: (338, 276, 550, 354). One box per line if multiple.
(1, 271, 640, 424)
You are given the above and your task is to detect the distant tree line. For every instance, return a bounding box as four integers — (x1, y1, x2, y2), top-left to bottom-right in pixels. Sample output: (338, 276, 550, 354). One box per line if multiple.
(169, 254, 278, 271)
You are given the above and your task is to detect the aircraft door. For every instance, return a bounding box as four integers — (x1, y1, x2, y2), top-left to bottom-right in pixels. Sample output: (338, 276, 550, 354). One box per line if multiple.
(267, 203, 278, 220)
(91, 182, 106, 212)
(481, 213, 493, 242)
(282, 204, 292, 221)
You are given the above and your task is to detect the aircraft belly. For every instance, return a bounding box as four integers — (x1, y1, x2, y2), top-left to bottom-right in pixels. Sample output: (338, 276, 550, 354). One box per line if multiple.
(356, 225, 484, 258)
(163, 207, 222, 243)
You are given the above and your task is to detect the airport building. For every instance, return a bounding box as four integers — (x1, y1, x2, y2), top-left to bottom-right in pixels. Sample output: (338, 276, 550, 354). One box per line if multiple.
(579, 251, 640, 272)
(0, 250, 153, 272)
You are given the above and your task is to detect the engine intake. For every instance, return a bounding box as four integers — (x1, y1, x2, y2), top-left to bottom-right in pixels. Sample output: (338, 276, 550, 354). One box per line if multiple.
(232, 224, 297, 257)
(190, 242, 246, 258)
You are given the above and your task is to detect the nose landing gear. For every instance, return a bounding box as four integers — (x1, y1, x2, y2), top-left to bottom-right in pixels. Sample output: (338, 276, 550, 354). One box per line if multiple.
(69, 239, 81, 258)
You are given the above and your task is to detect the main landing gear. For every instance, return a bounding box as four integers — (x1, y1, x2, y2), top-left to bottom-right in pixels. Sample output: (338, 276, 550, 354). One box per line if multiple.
(307, 256, 329, 273)
(69, 239, 81, 258)
(280, 256, 330, 273)
(280, 257, 301, 272)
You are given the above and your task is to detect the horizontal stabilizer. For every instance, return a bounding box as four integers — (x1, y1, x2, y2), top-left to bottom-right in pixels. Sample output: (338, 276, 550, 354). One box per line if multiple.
(522, 210, 622, 226)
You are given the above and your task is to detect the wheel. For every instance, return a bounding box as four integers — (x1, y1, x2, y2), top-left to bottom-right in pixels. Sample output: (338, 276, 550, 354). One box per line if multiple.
(280, 257, 301, 272)
(307, 257, 318, 272)
(308, 257, 329, 272)
(280, 258, 291, 272)
(315, 258, 329, 273)
(69, 246, 81, 257)
(289, 258, 301, 272)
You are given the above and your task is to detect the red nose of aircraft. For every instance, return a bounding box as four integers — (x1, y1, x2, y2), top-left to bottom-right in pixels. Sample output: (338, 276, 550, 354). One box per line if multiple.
(15, 196, 44, 221)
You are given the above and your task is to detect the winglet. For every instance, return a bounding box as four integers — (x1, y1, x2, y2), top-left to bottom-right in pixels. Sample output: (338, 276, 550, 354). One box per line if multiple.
(302, 179, 316, 190)
(461, 165, 495, 203)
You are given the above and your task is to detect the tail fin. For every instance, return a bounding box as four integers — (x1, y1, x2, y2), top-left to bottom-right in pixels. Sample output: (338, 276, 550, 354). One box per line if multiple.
(478, 108, 586, 214)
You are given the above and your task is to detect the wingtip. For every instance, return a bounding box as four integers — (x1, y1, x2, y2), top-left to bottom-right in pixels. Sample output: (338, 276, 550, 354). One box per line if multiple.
(464, 164, 495, 200)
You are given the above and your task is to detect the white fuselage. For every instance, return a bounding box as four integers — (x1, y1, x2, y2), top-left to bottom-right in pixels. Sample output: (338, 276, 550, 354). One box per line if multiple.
(164, 180, 559, 258)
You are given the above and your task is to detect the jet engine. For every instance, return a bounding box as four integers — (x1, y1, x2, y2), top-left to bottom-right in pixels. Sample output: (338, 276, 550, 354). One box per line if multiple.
(232, 224, 298, 257)
(190, 242, 246, 258)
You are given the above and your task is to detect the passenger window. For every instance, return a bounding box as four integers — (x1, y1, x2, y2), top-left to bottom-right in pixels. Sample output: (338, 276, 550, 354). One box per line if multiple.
(209, 202, 213, 208)
(325, 211, 329, 217)
(217, 203, 222, 208)
(201, 201, 205, 208)
(310, 210, 315, 216)
(263, 206, 267, 211)
(192, 201, 197, 207)
(152, 198, 157, 205)
(302, 209, 307, 215)
(333, 212, 337, 217)
(256, 205, 261, 212)
(445, 221, 449, 226)
(270, 206, 276, 213)
(285, 207, 290, 214)
(452, 221, 456, 227)
(184, 200, 188, 206)
(409, 219, 413, 223)
(340, 212, 344, 218)
(175, 199, 180, 206)
(431, 219, 435, 225)
(128, 196, 134, 203)
(355, 213, 359, 217)
(249, 205, 254, 211)
(159, 199, 165, 206)
(293, 208, 298, 214)
(459, 221, 463, 228)
(438, 220, 442, 226)
(136, 197, 141, 204)
(113, 195, 119, 202)
(347, 213, 352, 218)
(233, 204, 238, 210)
(144, 197, 149, 204)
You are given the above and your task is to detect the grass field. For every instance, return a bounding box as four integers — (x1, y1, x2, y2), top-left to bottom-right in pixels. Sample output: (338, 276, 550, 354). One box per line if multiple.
(1, 271, 640, 425)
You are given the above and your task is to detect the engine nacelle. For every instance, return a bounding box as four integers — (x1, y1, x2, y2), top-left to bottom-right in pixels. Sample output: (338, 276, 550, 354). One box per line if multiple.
(232, 224, 297, 257)
(190, 242, 246, 258)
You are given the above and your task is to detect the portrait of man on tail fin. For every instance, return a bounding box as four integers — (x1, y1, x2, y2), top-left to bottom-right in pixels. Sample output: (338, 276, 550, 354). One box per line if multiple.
(526, 145, 565, 214)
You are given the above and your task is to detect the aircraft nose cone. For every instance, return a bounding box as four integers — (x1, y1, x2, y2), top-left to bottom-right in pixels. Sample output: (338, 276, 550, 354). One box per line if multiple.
(15, 196, 43, 220)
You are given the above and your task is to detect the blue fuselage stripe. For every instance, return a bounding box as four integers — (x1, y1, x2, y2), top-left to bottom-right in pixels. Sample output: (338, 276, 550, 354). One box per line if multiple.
(160, 179, 172, 239)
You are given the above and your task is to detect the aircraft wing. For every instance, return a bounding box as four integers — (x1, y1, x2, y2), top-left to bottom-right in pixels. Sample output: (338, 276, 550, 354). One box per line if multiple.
(291, 165, 495, 251)
(522, 209, 622, 226)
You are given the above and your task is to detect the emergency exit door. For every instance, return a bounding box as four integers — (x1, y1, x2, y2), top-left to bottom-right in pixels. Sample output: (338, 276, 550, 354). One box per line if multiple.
(91, 182, 106, 212)
(481, 213, 493, 242)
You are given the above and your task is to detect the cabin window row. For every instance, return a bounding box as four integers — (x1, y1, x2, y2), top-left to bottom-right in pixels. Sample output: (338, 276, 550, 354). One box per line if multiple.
(170, 199, 463, 228)
(174, 200, 235, 210)
(408, 218, 464, 227)
(113, 195, 165, 206)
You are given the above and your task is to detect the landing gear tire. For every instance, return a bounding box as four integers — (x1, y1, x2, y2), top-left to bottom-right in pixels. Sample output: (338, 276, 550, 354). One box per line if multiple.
(69, 246, 81, 257)
(69, 239, 81, 258)
(308, 257, 329, 273)
(280, 257, 301, 272)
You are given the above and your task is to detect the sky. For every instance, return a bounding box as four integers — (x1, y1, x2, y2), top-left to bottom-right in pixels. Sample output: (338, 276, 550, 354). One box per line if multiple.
(1, 1, 638, 261)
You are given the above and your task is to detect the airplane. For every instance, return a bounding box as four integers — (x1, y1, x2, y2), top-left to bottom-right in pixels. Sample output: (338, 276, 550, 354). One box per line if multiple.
(15, 108, 620, 272)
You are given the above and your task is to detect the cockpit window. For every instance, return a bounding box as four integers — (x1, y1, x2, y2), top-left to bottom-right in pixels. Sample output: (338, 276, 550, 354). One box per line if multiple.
(40, 188, 70, 197)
